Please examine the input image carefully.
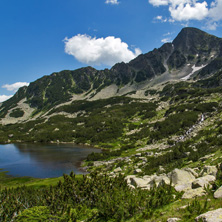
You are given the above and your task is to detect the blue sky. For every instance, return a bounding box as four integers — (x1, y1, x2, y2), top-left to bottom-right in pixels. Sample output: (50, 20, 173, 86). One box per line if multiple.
(0, 0, 222, 102)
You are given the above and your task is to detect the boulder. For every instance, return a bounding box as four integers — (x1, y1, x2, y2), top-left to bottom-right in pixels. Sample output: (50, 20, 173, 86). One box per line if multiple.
(139, 157, 147, 162)
(134, 169, 142, 174)
(214, 186, 222, 199)
(135, 153, 142, 157)
(182, 187, 206, 199)
(195, 208, 222, 222)
(170, 168, 195, 185)
(192, 175, 216, 189)
(114, 167, 122, 173)
(201, 166, 218, 177)
(125, 175, 136, 183)
(149, 175, 171, 188)
(129, 177, 151, 190)
(167, 218, 181, 222)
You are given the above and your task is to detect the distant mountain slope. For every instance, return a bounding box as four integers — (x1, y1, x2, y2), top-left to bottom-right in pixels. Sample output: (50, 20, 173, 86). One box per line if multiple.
(0, 27, 222, 124)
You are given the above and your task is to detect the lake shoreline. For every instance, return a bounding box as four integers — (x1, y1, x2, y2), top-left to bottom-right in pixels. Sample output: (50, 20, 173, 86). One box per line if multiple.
(0, 143, 101, 179)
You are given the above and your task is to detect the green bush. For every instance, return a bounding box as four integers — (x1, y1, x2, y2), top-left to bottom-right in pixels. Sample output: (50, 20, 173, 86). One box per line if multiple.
(0, 172, 181, 222)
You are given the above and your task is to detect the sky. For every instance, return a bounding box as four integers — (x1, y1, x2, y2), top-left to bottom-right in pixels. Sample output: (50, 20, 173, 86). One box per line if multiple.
(0, 0, 222, 102)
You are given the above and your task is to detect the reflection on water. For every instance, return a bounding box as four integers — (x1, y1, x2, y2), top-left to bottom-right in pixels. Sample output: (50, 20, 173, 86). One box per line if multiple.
(0, 143, 101, 178)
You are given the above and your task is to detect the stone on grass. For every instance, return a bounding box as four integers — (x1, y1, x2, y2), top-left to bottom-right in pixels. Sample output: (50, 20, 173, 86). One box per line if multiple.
(192, 175, 216, 189)
(182, 187, 206, 199)
(195, 208, 222, 222)
(114, 167, 122, 173)
(149, 175, 171, 188)
(214, 186, 222, 199)
(134, 169, 142, 174)
(167, 218, 181, 222)
(129, 177, 151, 190)
(135, 153, 142, 157)
(170, 168, 195, 185)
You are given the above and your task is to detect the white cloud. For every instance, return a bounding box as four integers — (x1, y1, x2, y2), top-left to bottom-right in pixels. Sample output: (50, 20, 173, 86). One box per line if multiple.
(64, 34, 142, 66)
(209, 0, 222, 20)
(2, 82, 29, 92)
(161, 37, 173, 43)
(155, 15, 168, 22)
(105, 0, 119, 5)
(149, 0, 222, 26)
(0, 95, 13, 103)
(169, 1, 209, 21)
(149, 0, 169, 6)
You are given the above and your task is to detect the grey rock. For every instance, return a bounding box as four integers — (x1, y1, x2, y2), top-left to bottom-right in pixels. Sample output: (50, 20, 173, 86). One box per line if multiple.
(170, 168, 195, 185)
(196, 208, 222, 222)
(192, 175, 216, 189)
(135, 153, 142, 157)
(167, 218, 181, 222)
(138, 157, 147, 162)
(149, 175, 171, 188)
(129, 177, 151, 190)
(134, 169, 142, 174)
(214, 186, 222, 199)
(182, 187, 206, 199)
(114, 167, 122, 173)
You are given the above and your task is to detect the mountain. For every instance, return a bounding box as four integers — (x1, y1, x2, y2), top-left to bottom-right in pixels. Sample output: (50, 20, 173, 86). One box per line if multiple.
(2, 27, 222, 221)
(0, 27, 222, 129)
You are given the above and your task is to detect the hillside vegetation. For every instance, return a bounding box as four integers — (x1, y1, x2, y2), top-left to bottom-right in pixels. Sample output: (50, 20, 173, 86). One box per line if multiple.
(1, 27, 222, 221)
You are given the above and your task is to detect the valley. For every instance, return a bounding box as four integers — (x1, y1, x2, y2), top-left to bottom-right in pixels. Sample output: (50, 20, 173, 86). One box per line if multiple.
(1, 27, 222, 221)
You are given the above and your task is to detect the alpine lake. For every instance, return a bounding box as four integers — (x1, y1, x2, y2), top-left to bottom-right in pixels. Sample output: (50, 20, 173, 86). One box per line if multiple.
(0, 143, 101, 178)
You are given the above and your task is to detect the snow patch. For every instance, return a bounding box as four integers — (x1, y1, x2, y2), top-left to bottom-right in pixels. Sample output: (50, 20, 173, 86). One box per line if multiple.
(181, 64, 206, 81)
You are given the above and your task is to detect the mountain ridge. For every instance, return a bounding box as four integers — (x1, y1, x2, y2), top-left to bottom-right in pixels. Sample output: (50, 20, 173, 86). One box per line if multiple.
(1, 27, 222, 124)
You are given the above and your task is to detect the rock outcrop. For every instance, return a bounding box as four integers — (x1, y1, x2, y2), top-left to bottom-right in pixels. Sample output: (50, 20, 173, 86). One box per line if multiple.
(126, 164, 219, 199)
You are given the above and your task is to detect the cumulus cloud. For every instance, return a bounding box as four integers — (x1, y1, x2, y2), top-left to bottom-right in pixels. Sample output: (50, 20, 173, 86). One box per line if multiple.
(64, 34, 142, 66)
(148, 0, 222, 25)
(169, 1, 209, 21)
(105, 0, 119, 5)
(2, 82, 29, 92)
(0, 95, 13, 103)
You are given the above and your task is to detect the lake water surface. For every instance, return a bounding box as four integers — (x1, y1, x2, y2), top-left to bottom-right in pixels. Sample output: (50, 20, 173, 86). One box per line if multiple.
(0, 143, 101, 178)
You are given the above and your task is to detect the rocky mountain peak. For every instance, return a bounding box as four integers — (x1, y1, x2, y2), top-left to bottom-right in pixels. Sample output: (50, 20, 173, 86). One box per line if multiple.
(172, 27, 220, 55)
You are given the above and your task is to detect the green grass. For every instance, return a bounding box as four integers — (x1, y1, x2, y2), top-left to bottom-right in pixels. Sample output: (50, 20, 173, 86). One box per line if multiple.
(145, 194, 222, 222)
(0, 169, 83, 189)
